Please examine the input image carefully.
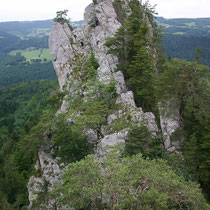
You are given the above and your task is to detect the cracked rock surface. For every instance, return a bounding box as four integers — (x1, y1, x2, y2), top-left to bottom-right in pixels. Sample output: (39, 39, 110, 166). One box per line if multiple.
(28, 0, 181, 207)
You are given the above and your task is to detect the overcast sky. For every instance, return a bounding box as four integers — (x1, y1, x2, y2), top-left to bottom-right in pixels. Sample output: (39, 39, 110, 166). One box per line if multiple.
(0, 0, 210, 22)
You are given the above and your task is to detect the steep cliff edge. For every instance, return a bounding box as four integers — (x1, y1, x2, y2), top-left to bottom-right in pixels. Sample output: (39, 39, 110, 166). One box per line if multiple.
(48, 0, 159, 146)
(28, 0, 183, 208)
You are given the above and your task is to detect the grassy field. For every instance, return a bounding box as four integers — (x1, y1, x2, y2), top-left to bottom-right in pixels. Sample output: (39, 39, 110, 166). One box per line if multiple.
(27, 28, 50, 37)
(174, 32, 185, 35)
(185, 22, 196, 27)
(9, 48, 52, 62)
(159, 23, 172, 28)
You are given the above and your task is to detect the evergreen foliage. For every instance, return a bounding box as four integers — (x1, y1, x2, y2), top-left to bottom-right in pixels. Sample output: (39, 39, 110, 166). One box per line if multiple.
(0, 80, 58, 208)
(0, 61, 56, 88)
(52, 115, 93, 162)
(157, 58, 210, 199)
(105, 0, 162, 114)
(125, 126, 162, 159)
(54, 147, 210, 209)
(69, 80, 118, 140)
(92, 0, 97, 5)
(81, 49, 99, 81)
(194, 45, 203, 63)
(53, 10, 69, 25)
(53, 10, 73, 31)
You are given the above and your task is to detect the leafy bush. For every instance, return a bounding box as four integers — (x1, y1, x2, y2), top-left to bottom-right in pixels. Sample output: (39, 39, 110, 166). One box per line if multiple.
(54, 148, 210, 209)
(68, 80, 118, 140)
(52, 116, 93, 162)
(92, 0, 97, 5)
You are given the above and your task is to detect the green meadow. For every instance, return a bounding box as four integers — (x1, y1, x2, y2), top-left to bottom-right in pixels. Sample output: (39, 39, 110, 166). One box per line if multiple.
(9, 48, 52, 62)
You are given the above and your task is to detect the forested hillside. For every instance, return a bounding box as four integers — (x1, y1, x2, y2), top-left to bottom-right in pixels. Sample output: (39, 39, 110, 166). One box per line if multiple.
(0, 53, 56, 87)
(0, 80, 59, 208)
(157, 17, 210, 67)
(0, 19, 84, 87)
(0, 20, 59, 209)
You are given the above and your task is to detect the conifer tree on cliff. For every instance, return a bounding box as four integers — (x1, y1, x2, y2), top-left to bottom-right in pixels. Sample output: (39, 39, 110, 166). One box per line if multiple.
(105, 0, 161, 114)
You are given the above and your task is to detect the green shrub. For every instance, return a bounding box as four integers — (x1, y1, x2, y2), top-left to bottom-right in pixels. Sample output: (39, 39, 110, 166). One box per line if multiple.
(52, 116, 93, 162)
(53, 148, 210, 209)
(125, 126, 163, 159)
(93, 0, 97, 5)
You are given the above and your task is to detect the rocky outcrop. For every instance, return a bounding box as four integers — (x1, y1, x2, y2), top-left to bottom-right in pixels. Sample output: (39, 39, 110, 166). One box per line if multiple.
(159, 99, 184, 152)
(96, 130, 128, 161)
(49, 0, 122, 91)
(28, 146, 66, 208)
(48, 0, 158, 134)
(28, 0, 164, 207)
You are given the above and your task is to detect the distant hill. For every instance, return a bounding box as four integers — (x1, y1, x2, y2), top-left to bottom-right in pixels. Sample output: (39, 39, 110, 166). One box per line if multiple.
(156, 17, 210, 67)
(0, 19, 83, 53)
(0, 19, 83, 38)
(157, 17, 210, 36)
(0, 19, 83, 87)
(0, 20, 53, 36)
(0, 20, 56, 87)
(0, 17, 209, 88)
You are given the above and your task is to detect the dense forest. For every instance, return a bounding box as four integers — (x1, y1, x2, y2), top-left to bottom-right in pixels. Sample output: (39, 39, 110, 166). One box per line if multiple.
(0, 18, 59, 209)
(0, 80, 58, 208)
(0, 1, 209, 209)
(0, 53, 56, 87)
(157, 17, 210, 67)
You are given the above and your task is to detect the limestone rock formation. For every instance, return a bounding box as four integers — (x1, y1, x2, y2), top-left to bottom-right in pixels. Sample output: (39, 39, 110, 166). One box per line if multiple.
(28, 146, 66, 208)
(159, 99, 184, 152)
(28, 0, 181, 207)
(48, 0, 159, 152)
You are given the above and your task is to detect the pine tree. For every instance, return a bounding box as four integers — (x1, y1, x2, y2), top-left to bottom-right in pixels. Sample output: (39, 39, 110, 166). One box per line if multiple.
(157, 58, 210, 199)
(105, 0, 160, 113)
(194, 45, 203, 63)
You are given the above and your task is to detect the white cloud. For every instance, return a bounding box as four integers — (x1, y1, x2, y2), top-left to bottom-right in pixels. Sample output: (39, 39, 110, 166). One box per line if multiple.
(0, 0, 210, 22)
(0, 0, 92, 21)
(147, 0, 210, 18)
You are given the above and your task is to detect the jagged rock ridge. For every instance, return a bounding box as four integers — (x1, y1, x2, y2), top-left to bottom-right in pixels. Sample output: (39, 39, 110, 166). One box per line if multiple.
(28, 0, 182, 208)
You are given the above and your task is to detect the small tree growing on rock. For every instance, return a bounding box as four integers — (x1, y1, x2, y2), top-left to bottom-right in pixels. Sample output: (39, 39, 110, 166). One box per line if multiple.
(54, 10, 73, 30)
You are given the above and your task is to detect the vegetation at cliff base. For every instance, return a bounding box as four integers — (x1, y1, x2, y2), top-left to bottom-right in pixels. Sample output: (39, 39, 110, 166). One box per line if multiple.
(0, 80, 58, 208)
(52, 115, 93, 162)
(54, 148, 210, 210)
(156, 58, 210, 198)
(105, 0, 210, 202)
(125, 126, 163, 159)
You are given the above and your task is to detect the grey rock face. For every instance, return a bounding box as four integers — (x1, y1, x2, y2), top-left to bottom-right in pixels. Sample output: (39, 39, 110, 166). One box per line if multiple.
(29, 0, 163, 207)
(49, 23, 76, 90)
(96, 130, 128, 161)
(48, 0, 159, 152)
(28, 176, 45, 205)
(117, 91, 136, 107)
(49, 0, 123, 90)
(27, 147, 65, 208)
(113, 71, 127, 94)
(159, 99, 184, 152)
